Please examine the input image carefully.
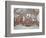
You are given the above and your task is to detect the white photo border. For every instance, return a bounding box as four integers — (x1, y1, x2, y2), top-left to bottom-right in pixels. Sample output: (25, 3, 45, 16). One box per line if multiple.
(11, 5, 42, 34)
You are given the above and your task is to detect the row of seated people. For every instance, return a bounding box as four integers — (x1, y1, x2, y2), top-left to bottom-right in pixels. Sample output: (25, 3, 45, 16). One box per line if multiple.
(15, 16, 39, 26)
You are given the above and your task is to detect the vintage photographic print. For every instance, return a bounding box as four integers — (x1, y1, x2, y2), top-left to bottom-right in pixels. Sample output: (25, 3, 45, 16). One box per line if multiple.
(5, 1, 45, 37)
(14, 8, 39, 29)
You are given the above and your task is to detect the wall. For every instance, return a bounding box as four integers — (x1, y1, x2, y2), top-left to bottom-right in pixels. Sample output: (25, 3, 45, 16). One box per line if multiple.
(0, 0, 46, 38)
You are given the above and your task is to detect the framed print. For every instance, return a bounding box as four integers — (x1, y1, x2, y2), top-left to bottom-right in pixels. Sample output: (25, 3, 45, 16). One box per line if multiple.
(5, 1, 45, 37)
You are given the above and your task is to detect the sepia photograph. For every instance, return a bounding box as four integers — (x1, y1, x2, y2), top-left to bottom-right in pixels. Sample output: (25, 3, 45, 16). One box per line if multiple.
(14, 8, 39, 29)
